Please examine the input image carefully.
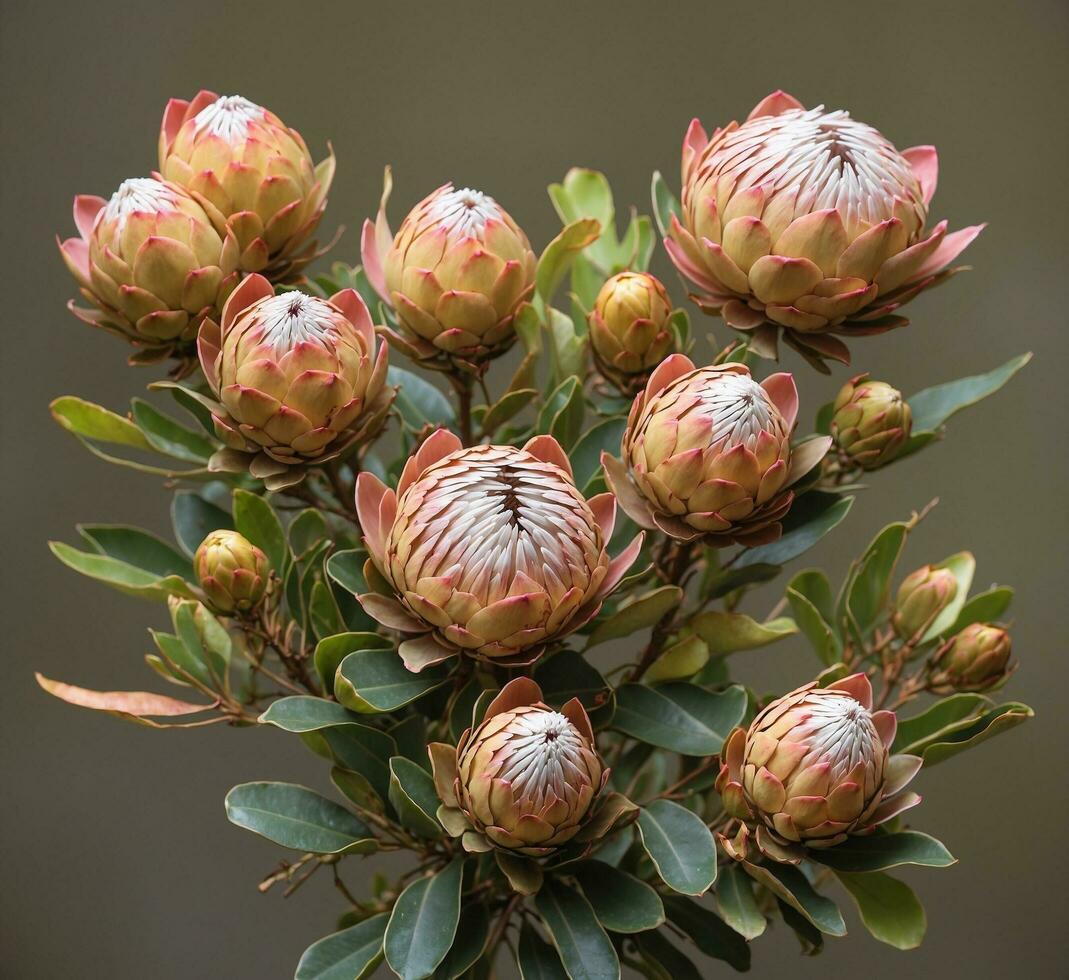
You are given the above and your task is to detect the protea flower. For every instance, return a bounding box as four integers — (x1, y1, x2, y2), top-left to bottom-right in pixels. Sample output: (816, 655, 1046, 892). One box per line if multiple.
(716, 673, 922, 864)
(429, 678, 611, 856)
(361, 172, 537, 371)
(354, 429, 642, 671)
(601, 354, 830, 546)
(159, 91, 335, 281)
(57, 177, 240, 373)
(589, 271, 677, 394)
(198, 274, 391, 491)
(194, 530, 270, 613)
(666, 90, 984, 369)
(892, 564, 959, 639)
(928, 623, 1014, 694)
(830, 374, 912, 470)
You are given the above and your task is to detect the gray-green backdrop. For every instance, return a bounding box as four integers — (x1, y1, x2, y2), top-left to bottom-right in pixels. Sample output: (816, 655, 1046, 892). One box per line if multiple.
(2, 0, 1066, 976)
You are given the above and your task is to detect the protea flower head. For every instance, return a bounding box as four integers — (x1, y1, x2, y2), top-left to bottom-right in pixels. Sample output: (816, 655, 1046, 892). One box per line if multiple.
(361, 171, 537, 371)
(429, 678, 613, 856)
(892, 564, 959, 639)
(666, 90, 984, 370)
(194, 529, 271, 613)
(716, 673, 922, 864)
(159, 91, 335, 281)
(589, 271, 677, 394)
(355, 429, 642, 672)
(198, 274, 392, 491)
(601, 354, 830, 546)
(57, 177, 240, 373)
(830, 374, 912, 470)
(929, 623, 1014, 694)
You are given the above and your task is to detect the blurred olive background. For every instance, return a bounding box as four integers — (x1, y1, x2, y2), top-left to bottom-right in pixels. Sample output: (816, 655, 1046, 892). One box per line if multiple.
(2, 0, 1067, 976)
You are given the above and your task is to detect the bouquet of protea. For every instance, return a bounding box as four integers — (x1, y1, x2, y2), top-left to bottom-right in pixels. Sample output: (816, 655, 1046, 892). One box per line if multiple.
(43, 88, 1033, 978)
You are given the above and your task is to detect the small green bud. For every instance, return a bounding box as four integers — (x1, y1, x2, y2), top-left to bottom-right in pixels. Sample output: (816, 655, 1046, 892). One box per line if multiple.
(194, 529, 270, 613)
(929, 623, 1013, 693)
(830, 375, 911, 470)
(892, 565, 958, 639)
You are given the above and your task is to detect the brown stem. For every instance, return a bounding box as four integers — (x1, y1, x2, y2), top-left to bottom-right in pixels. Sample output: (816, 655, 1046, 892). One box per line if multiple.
(449, 373, 475, 446)
(485, 895, 522, 963)
(628, 541, 696, 682)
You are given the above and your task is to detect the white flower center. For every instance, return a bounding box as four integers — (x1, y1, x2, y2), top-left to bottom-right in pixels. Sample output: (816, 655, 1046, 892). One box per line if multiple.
(102, 178, 182, 230)
(670, 370, 785, 449)
(498, 710, 588, 804)
(253, 292, 336, 351)
(708, 106, 924, 237)
(193, 95, 265, 142)
(427, 187, 501, 238)
(794, 693, 880, 781)
(392, 447, 599, 605)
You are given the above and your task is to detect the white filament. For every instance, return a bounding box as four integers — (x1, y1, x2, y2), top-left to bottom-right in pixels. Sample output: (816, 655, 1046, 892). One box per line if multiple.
(498, 711, 588, 804)
(102, 178, 182, 229)
(253, 292, 335, 351)
(193, 95, 265, 142)
(795, 693, 880, 781)
(712, 106, 923, 236)
(691, 372, 784, 448)
(427, 187, 501, 238)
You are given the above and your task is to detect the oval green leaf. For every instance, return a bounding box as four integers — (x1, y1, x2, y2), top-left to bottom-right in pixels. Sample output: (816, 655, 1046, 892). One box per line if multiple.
(613, 683, 746, 756)
(295, 914, 388, 980)
(383, 859, 464, 980)
(636, 799, 717, 896)
(572, 861, 664, 933)
(534, 878, 619, 980)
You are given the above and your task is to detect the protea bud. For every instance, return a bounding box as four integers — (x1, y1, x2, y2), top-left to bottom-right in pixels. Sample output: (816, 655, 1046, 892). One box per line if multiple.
(159, 91, 335, 281)
(892, 564, 958, 639)
(589, 271, 677, 393)
(198, 275, 391, 491)
(929, 623, 1014, 693)
(830, 375, 912, 469)
(57, 178, 240, 372)
(194, 530, 270, 613)
(666, 90, 983, 367)
(716, 674, 921, 864)
(601, 354, 830, 546)
(430, 679, 609, 856)
(361, 174, 537, 369)
(355, 430, 642, 672)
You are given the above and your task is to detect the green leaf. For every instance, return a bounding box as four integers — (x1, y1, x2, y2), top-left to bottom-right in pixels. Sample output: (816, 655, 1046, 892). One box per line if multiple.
(389, 366, 456, 429)
(517, 921, 568, 980)
(571, 419, 627, 489)
(50, 541, 196, 602)
(322, 724, 397, 803)
(812, 831, 956, 872)
(716, 863, 766, 940)
(836, 871, 926, 949)
(690, 611, 797, 655)
(232, 490, 288, 575)
(536, 218, 602, 302)
(151, 630, 213, 687)
(388, 756, 444, 838)
(534, 878, 619, 980)
(50, 395, 152, 448)
(313, 632, 390, 692)
(892, 693, 989, 751)
(662, 895, 751, 972)
(258, 696, 360, 732)
(633, 930, 703, 980)
(335, 649, 449, 713)
(548, 169, 616, 267)
(742, 862, 845, 936)
(907, 353, 1031, 434)
(534, 651, 612, 723)
(538, 376, 585, 450)
(295, 914, 388, 980)
(650, 171, 682, 239)
(448, 678, 483, 743)
(78, 525, 192, 579)
(432, 904, 490, 979)
(900, 700, 1033, 766)
(482, 387, 537, 435)
(613, 683, 746, 756)
(735, 494, 853, 568)
(224, 782, 376, 855)
(572, 861, 664, 933)
(644, 635, 709, 684)
(787, 570, 842, 666)
(636, 799, 717, 895)
(946, 586, 1013, 634)
(171, 492, 232, 557)
(130, 398, 215, 462)
(844, 521, 909, 638)
(383, 859, 464, 980)
(585, 586, 682, 649)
